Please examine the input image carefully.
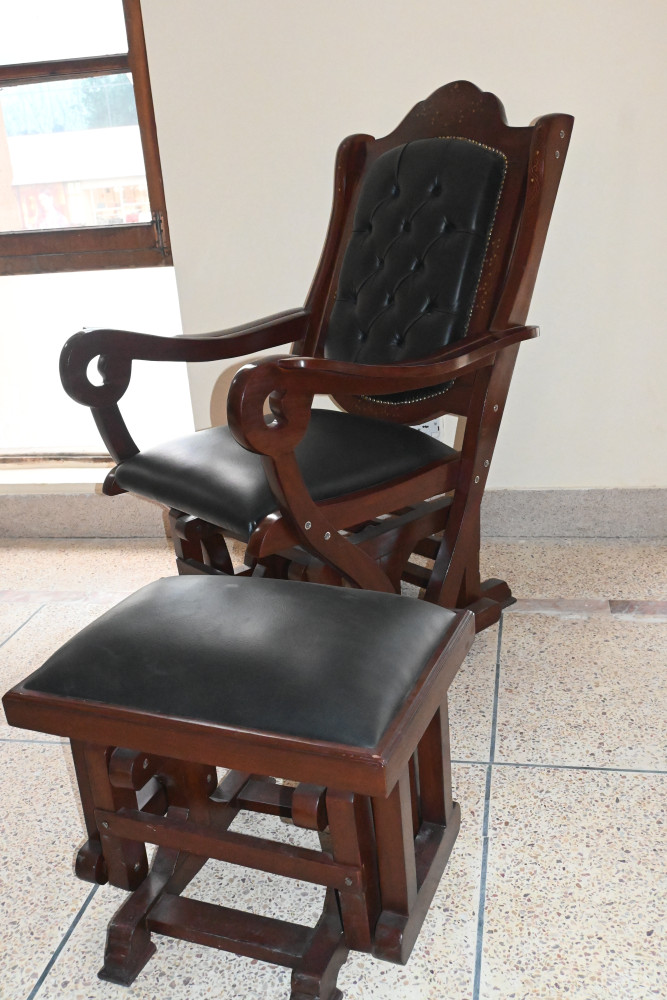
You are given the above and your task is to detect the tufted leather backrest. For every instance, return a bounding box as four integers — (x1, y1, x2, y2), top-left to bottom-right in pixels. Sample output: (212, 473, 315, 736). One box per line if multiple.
(324, 137, 506, 369)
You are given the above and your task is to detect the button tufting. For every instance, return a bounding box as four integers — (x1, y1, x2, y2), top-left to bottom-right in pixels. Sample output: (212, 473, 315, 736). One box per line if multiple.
(325, 136, 508, 372)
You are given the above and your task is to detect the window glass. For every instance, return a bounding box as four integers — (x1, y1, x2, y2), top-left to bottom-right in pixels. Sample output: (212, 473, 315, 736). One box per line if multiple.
(0, 0, 128, 64)
(0, 74, 149, 233)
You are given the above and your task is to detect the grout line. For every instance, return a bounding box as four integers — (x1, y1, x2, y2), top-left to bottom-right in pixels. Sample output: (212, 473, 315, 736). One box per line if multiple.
(0, 589, 134, 605)
(472, 614, 504, 1000)
(453, 758, 667, 777)
(0, 736, 67, 745)
(0, 604, 45, 648)
(25, 885, 98, 1000)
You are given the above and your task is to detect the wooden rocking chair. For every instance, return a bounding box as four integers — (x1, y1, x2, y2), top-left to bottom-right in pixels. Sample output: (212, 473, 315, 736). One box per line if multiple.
(60, 81, 572, 632)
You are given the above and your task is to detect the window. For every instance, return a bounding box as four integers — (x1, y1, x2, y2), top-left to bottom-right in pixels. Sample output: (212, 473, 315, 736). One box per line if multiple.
(0, 0, 171, 273)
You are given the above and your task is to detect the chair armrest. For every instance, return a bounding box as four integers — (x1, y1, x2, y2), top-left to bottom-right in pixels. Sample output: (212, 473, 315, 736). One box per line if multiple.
(278, 325, 538, 394)
(228, 326, 538, 454)
(60, 308, 310, 409)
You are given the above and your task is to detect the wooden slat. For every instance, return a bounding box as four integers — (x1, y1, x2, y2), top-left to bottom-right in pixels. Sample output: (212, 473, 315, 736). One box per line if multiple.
(0, 54, 129, 86)
(95, 807, 361, 890)
(148, 894, 312, 968)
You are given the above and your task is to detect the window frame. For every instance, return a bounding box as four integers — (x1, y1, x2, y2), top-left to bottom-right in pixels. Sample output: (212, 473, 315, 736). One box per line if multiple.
(0, 0, 171, 274)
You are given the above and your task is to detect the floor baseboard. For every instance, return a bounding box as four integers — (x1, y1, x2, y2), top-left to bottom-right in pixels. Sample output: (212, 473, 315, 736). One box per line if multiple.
(0, 489, 664, 540)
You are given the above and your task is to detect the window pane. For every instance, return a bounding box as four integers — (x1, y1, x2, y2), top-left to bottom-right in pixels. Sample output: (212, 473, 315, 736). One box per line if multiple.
(0, 0, 127, 64)
(0, 75, 150, 232)
(0, 268, 191, 454)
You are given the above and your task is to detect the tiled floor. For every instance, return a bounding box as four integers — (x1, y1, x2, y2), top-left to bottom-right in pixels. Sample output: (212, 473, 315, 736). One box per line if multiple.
(1, 537, 665, 1000)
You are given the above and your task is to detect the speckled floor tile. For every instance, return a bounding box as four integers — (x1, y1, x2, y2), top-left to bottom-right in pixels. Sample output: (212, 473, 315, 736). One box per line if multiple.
(0, 741, 93, 998)
(481, 539, 667, 601)
(31, 765, 485, 1000)
(449, 624, 498, 762)
(0, 600, 43, 644)
(1, 600, 119, 737)
(480, 766, 667, 999)
(495, 615, 667, 769)
(0, 537, 176, 592)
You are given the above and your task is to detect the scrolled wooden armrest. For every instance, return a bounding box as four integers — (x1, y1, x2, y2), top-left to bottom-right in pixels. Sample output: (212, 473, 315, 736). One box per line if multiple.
(276, 325, 538, 394)
(228, 326, 537, 455)
(59, 308, 310, 409)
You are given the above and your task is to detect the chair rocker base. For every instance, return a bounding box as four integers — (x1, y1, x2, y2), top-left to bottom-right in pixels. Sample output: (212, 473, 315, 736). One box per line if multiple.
(168, 506, 512, 632)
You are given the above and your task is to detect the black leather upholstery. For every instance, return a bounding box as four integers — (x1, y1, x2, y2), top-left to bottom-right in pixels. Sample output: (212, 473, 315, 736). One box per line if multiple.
(325, 137, 506, 403)
(23, 577, 458, 749)
(114, 408, 456, 539)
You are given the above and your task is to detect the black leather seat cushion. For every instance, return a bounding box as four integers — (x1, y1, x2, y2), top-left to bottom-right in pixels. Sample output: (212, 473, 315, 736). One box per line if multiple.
(23, 576, 458, 749)
(114, 409, 456, 539)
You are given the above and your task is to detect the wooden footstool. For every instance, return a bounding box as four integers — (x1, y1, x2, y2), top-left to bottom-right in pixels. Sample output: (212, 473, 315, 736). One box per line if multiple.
(3, 576, 474, 1000)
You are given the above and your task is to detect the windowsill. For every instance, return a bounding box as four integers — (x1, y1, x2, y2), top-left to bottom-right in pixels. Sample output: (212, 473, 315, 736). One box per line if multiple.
(0, 466, 109, 494)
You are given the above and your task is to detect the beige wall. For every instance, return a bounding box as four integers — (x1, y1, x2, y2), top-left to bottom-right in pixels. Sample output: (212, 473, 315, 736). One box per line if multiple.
(141, 0, 667, 489)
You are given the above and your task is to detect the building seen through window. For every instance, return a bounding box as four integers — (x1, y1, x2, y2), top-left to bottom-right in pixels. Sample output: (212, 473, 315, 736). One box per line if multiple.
(0, 0, 170, 272)
(0, 74, 150, 232)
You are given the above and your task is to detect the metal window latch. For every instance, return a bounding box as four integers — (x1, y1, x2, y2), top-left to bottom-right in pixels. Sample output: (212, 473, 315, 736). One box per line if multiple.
(153, 210, 169, 255)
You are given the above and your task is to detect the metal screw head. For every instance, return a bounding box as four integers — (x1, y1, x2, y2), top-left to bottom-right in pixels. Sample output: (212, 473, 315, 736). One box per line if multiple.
(555, 150, 560, 159)
(560, 130, 565, 138)
(304, 521, 312, 531)
(344, 876, 353, 887)
(493, 404, 499, 412)
(207, 773, 214, 783)
(133, 861, 141, 871)
(142, 757, 149, 769)
(101, 821, 109, 829)
(484, 459, 490, 468)
(474, 476, 480, 484)
(324, 531, 331, 541)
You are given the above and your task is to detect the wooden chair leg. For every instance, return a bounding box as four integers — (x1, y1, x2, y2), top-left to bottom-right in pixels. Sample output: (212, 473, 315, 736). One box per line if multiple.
(169, 509, 235, 576)
(426, 348, 519, 630)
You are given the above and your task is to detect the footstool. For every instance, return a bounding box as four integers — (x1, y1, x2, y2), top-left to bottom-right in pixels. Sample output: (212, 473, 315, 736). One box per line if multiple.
(3, 576, 474, 1000)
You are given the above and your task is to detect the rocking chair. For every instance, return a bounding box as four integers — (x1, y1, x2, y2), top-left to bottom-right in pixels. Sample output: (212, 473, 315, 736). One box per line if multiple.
(60, 81, 572, 631)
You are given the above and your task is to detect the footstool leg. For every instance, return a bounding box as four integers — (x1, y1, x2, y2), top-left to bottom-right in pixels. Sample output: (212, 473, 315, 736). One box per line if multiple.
(290, 889, 348, 1000)
(372, 695, 461, 966)
(99, 844, 181, 985)
(70, 740, 109, 885)
(372, 771, 418, 963)
(83, 744, 149, 890)
(417, 699, 455, 826)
